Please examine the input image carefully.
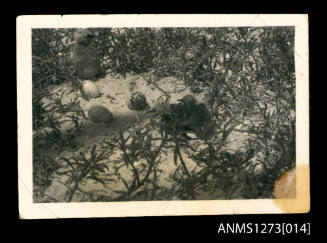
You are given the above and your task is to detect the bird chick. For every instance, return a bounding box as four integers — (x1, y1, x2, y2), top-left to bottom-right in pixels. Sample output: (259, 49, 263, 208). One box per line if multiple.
(177, 94, 210, 129)
(71, 29, 101, 80)
(159, 94, 214, 139)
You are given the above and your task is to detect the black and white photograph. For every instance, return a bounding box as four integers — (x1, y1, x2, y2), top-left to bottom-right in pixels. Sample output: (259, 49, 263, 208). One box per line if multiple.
(17, 15, 310, 218)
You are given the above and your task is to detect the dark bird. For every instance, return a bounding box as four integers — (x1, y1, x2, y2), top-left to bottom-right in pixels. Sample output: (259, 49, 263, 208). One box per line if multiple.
(71, 29, 102, 80)
(160, 94, 214, 139)
(177, 95, 211, 129)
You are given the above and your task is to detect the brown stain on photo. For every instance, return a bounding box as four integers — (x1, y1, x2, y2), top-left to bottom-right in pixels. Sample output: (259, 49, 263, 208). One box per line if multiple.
(273, 164, 310, 213)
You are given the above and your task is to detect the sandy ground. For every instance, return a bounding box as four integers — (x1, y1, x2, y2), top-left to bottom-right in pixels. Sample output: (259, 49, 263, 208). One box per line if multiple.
(36, 72, 248, 202)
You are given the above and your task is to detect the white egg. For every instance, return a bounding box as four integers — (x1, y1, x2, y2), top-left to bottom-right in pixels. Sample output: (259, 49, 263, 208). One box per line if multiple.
(82, 80, 100, 98)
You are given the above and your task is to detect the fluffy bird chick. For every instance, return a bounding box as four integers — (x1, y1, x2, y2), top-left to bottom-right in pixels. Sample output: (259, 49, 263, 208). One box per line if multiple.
(178, 95, 211, 131)
(71, 29, 101, 80)
(161, 94, 214, 139)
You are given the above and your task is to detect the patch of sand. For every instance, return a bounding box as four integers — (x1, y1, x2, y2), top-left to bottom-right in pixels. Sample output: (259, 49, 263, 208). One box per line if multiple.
(38, 72, 248, 202)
